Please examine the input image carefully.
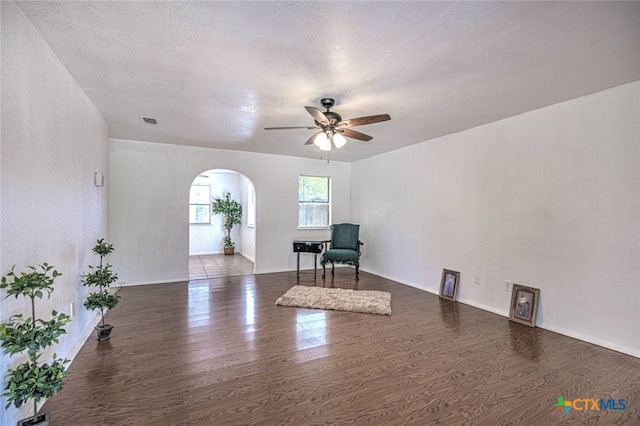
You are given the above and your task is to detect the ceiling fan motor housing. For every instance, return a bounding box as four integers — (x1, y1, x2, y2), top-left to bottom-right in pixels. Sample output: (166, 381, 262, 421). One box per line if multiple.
(316, 111, 342, 126)
(317, 98, 341, 125)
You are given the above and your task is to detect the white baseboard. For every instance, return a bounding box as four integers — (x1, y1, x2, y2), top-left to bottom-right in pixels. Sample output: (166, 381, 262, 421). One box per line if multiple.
(538, 323, 640, 358)
(456, 297, 509, 317)
(68, 311, 103, 359)
(359, 267, 439, 296)
(115, 277, 190, 287)
(360, 268, 639, 359)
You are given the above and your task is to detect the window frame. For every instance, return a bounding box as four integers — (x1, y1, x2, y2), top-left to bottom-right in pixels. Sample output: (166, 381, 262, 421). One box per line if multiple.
(298, 175, 331, 229)
(189, 184, 211, 224)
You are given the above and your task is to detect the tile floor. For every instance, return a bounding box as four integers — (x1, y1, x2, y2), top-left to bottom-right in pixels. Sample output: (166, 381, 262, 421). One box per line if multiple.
(188, 254, 255, 279)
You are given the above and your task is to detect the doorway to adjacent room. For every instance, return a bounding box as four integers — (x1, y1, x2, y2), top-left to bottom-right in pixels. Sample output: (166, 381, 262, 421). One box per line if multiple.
(188, 169, 256, 279)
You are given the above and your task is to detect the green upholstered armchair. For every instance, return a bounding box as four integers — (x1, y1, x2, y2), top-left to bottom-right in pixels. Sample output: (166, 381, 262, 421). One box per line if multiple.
(321, 223, 363, 279)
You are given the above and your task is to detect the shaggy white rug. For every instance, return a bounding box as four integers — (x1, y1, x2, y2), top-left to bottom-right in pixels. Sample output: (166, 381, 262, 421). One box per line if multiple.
(275, 285, 391, 315)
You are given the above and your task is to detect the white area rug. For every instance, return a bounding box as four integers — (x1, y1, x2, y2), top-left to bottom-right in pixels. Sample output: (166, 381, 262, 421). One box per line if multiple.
(275, 285, 391, 315)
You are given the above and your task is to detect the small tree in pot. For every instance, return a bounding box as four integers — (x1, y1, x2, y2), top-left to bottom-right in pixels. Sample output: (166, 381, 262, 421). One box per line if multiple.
(211, 192, 242, 255)
(0, 263, 71, 426)
(81, 239, 120, 341)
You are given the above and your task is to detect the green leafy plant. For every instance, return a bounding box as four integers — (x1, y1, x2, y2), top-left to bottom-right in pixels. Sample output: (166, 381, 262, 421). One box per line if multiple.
(81, 239, 120, 329)
(0, 263, 71, 424)
(211, 192, 243, 248)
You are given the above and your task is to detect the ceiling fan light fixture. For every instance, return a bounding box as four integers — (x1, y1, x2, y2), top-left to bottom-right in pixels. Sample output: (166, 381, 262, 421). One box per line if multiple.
(333, 132, 347, 149)
(264, 98, 391, 152)
(313, 133, 331, 151)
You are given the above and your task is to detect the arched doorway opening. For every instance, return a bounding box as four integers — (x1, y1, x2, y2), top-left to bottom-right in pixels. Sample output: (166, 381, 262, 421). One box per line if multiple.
(188, 169, 256, 279)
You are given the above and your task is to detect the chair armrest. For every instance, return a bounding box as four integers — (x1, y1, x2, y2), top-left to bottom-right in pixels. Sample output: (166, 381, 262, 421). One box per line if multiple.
(322, 240, 331, 252)
(358, 240, 363, 254)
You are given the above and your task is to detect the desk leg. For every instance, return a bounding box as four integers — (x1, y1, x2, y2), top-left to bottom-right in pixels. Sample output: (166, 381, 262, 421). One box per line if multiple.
(314, 253, 317, 280)
(297, 252, 300, 279)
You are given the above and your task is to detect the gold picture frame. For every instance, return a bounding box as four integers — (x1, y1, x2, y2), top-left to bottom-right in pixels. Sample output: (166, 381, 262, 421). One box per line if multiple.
(509, 284, 540, 327)
(439, 269, 460, 301)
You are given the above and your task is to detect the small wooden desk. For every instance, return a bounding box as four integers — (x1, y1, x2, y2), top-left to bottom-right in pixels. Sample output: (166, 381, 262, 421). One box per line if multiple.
(293, 241, 323, 279)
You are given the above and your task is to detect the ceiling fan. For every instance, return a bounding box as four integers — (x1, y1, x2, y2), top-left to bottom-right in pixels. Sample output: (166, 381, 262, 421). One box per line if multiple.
(264, 98, 391, 151)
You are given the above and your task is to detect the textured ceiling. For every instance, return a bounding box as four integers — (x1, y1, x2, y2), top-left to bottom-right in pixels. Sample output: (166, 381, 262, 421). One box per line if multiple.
(16, 1, 640, 162)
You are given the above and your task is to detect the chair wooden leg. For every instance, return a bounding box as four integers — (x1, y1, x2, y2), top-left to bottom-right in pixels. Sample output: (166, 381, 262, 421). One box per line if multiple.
(356, 263, 360, 280)
(322, 263, 326, 279)
(331, 262, 335, 275)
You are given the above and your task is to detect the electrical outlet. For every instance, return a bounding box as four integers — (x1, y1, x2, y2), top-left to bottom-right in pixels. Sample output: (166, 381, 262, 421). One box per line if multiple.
(474, 274, 481, 285)
(505, 281, 513, 292)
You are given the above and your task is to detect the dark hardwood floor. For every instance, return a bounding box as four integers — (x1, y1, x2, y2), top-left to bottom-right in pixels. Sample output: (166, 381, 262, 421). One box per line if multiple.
(43, 270, 639, 425)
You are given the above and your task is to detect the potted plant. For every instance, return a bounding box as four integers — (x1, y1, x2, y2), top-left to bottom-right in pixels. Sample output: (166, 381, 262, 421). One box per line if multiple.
(81, 239, 120, 341)
(0, 263, 71, 426)
(211, 192, 243, 255)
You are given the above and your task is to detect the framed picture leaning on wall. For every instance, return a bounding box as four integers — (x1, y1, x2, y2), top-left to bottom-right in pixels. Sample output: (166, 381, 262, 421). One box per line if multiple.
(509, 284, 540, 327)
(439, 269, 460, 302)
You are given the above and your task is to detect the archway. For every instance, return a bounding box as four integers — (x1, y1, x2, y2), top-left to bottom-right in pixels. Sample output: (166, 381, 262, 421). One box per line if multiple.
(188, 169, 256, 279)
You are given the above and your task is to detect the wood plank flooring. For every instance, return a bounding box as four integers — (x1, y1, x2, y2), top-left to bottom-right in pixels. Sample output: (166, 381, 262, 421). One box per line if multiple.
(43, 270, 640, 425)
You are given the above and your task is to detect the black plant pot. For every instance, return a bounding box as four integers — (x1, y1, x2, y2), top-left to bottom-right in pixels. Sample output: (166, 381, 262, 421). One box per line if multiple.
(17, 411, 50, 426)
(95, 324, 114, 342)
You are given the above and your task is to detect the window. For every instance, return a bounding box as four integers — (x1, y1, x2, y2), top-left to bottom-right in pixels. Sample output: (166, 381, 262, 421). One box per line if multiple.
(299, 175, 330, 228)
(247, 181, 256, 227)
(189, 185, 211, 224)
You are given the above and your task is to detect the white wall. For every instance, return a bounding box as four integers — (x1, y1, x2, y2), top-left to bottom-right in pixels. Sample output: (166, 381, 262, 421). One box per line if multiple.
(351, 81, 640, 357)
(0, 3, 109, 424)
(189, 170, 242, 255)
(108, 139, 350, 284)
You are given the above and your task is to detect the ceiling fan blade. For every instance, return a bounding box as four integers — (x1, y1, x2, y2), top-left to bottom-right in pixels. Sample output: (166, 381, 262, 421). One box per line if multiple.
(305, 106, 330, 126)
(304, 132, 321, 145)
(264, 126, 318, 130)
(337, 114, 391, 128)
(339, 128, 373, 141)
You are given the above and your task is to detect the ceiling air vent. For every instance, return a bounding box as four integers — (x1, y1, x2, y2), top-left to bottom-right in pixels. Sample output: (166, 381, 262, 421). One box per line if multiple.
(141, 117, 157, 125)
